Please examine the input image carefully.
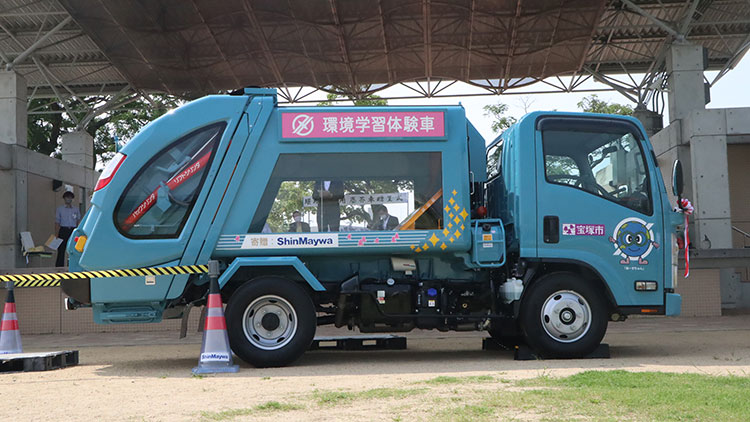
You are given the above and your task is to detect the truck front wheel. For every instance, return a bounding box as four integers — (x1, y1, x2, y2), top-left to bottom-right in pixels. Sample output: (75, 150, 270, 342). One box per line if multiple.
(225, 277, 316, 367)
(520, 272, 607, 358)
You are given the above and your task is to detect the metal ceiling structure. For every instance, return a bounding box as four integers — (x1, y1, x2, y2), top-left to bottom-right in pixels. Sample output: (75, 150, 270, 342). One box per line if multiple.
(1, 0, 749, 111)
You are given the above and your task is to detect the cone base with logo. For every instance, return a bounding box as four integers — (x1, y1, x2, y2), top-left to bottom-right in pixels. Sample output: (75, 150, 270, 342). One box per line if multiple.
(0, 281, 22, 355)
(192, 262, 238, 374)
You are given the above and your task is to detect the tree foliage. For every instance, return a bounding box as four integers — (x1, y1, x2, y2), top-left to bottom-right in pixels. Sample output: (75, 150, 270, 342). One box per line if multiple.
(317, 88, 387, 106)
(483, 102, 517, 134)
(577, 94, 633, 116)
(27, 95, 181, 167)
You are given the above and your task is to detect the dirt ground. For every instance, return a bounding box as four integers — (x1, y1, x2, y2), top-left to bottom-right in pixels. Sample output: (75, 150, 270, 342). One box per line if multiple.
(2, 315, 750, 421)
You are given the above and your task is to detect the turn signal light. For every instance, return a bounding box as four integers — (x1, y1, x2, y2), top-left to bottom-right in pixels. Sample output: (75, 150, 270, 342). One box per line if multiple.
(74, 235, 87, 253)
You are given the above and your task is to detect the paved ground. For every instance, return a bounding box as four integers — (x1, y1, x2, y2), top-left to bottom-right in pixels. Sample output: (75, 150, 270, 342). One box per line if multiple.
(3, 315, 750, 421)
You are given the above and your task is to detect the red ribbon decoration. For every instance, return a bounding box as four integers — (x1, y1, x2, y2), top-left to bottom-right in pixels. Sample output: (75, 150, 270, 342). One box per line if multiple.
(122, 150, 213, 231)
(677, 198, 694, 278)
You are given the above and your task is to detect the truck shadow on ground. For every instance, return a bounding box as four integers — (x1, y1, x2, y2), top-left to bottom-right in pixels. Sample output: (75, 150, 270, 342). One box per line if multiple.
(91, 339, 748, 379)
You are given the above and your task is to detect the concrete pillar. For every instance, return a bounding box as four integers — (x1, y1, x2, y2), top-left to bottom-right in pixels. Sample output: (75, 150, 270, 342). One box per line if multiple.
(686, 110, 733, 250)
(0, 71, 27, 268)
(633, 105, 663, 137)
(61, 131, 94, 169)
(0, 71, 27, 147)
(666, 43, 707, 123)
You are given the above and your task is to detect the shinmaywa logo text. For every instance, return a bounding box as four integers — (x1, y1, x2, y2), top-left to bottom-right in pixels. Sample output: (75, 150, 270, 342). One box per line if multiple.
(277, 236, 334, 246)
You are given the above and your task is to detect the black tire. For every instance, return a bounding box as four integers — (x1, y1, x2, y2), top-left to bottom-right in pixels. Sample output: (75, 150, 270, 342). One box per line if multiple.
(225, 277, 316, 367)
(519, 272, 608, 358)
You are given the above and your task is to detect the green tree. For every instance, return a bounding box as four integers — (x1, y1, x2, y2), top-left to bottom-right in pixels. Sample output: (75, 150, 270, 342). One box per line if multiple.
(317, 87, 387, 107)
(27, 95, 180, 166)
(577, 94, 633, 115)
(483, 102, 517, 134)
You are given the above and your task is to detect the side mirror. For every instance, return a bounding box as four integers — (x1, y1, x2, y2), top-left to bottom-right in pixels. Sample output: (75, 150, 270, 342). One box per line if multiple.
(671, 160, 684, 198)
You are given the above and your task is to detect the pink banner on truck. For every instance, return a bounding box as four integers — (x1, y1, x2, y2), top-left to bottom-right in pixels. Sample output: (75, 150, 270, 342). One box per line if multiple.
(281, 111, 445, 138)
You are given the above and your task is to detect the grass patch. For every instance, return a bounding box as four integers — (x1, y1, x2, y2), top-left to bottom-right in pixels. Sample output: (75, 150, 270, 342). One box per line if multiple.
(359, 387, 424, 400)
(312, 387, 424, 406)
(423, 375, 496, 385)
(254, 401, 302, 412)
(313, 390, 357, 405)
(508, 370, 750, 421)
(200, 408, 254, 421)
(200, 401, 302, 421)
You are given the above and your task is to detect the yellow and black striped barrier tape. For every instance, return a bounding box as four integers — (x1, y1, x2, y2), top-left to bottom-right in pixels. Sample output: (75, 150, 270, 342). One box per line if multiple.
(0, 264, 209, 288)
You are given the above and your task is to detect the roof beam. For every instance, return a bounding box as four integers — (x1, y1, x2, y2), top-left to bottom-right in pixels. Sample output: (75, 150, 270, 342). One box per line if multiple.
(6, 16, 72, 70)
(243, 0, 289, 89)
(620, 0, 682, 40)
(503, 0, 522, 88)
(423, 0, 431, 90)
(377, 0, 393, 84)
(329, 0, 357, 93)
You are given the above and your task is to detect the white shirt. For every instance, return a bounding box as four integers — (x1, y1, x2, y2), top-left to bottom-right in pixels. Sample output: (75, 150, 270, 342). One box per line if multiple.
(324, 180, 331, 191)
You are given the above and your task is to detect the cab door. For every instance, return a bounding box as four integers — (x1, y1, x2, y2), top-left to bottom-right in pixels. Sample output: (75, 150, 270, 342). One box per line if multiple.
(535, 116, 664, 307)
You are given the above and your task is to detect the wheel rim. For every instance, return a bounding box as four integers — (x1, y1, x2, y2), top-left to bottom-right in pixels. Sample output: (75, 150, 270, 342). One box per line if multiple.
(540, 290, 592, 343)
(242, 295, 298, 351)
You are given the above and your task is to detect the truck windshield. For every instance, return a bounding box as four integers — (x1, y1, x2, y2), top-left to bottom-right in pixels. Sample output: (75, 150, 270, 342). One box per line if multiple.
(114, 122, 225, 237)
(542, 123, 652, 215)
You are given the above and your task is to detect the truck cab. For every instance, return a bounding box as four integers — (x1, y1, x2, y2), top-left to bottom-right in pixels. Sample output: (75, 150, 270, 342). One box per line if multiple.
(65, 89, 682, 367)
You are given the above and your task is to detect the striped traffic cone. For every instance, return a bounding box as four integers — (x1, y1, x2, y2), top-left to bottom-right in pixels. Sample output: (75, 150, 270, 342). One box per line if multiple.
(0, 282, 22, 354)
(192, 261, 239, 374)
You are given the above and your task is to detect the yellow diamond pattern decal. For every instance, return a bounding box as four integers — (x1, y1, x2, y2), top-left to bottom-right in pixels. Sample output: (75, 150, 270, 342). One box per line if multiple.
(453, 204, 460, 211)
(440, 243, 447, 250)
(443, 228, 450, 237)
(459, 209, 468, 220)
(449, 237, 454, 242)
(444, 205, 450, 213)
(453, 216, 460, 224)
(429, 233, 440, 246)
(461, 224, 465, 230)
(449, 212, 454, 218)
(410, 245, 416, 250)
(455, 230, 461, 239)
(448, 222, 453, 228)
(423, 243, 429, 250)
(452, 189, 457, 195)
(448, 197, 455, 205)
(416, 246, 422, 252)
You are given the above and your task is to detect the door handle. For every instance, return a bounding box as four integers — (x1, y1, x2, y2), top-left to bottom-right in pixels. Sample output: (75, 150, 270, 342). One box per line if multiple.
(544, 216, 559, 244)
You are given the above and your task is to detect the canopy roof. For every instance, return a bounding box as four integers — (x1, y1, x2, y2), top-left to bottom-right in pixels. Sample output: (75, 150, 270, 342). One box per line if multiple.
(2, 0, 749, 99)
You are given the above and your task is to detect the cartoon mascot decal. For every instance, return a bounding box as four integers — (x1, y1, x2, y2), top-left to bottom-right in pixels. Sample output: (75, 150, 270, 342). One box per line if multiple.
(609, 217, 659, 265)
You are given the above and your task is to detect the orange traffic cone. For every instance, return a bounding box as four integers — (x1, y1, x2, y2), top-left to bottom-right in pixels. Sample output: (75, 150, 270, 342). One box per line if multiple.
(0, 281, 22, 354)
(192, 261, 239, 374)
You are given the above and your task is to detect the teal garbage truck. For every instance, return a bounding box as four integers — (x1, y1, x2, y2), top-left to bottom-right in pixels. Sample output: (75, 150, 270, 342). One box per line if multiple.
(64, 88, 684, 367)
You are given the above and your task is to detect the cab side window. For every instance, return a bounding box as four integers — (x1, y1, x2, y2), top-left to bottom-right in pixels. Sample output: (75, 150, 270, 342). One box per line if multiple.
(486, 141, 503, 179)
(114, 123, 225, 237)
(542, 128, 652, 215)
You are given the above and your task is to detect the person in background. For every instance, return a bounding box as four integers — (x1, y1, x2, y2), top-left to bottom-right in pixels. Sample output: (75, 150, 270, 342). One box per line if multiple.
(313, 179, 344, 232)
(288, 211, 310, 232)
(371, 205, 399, 230)
(55, 191, 80, 267)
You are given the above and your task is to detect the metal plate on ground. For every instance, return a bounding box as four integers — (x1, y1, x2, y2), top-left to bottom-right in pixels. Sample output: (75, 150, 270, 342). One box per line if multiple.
(0, 350, 79, 373)
(310, 335, 406, 351)
(482, 338, 610, 360)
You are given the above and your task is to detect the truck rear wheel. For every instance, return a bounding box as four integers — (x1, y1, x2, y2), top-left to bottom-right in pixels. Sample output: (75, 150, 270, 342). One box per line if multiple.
(225, 277, 315, 367)
(520, 272, 607, 358)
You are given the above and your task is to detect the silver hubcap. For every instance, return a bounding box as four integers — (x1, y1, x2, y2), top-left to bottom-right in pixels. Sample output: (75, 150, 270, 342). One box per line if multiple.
(540, 290, 592, 343)
(242, 295, 298, 350)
